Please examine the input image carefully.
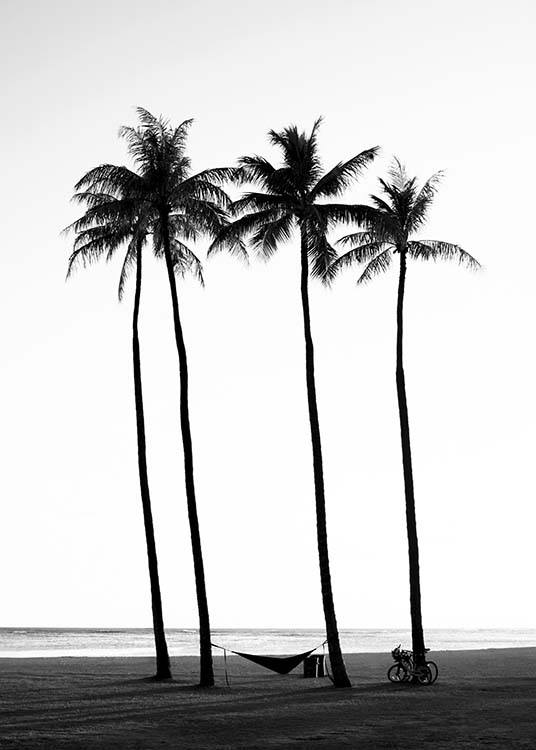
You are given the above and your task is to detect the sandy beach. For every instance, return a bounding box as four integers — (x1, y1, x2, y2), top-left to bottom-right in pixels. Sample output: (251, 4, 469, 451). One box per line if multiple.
(1, 648, 535, 748)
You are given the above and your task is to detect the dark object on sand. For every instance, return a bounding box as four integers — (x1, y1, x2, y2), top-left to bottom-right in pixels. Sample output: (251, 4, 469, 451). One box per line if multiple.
(303, 654, 326, 678)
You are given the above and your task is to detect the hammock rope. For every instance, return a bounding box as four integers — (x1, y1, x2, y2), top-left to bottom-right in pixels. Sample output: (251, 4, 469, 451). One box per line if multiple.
(223, 644, 230, 687)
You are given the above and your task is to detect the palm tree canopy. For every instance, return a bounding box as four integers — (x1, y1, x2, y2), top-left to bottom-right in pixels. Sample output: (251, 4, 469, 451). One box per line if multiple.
(66, 108, 235, 296)
(331, 159, 480, 284)
(209, 119, 379, 279)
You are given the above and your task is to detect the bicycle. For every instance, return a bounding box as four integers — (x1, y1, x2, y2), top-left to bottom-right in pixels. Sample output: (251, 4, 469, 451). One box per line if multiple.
(387, 645, 439, 685)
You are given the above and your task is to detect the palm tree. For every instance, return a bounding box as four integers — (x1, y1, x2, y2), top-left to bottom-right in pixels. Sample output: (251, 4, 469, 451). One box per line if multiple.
(330, 160, 480, 669)
(210, 120, 378, 687)
(72, 109, 233, 687)
(66, 197, 172, 679)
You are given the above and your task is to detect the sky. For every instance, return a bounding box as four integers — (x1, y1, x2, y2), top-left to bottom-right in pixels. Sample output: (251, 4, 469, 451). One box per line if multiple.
(1, 0, 535, 631)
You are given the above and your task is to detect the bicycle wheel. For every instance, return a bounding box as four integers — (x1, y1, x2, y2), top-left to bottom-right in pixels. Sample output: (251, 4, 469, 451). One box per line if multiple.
(388, 663, 408, 683)
(417, 664, 436, 684)
(426, 661, 438, 684)
(415, 665, 432, 684)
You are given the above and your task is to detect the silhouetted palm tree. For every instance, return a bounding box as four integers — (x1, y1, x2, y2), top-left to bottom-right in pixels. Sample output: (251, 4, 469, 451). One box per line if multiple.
(210, 120, 378, 687)
(66, 198, 172, 679)
(331, 160, 480, 669)
(72, 109, 233, 687)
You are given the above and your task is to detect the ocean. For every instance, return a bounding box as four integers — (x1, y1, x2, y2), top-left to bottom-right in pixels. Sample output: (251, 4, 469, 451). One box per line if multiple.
(1, 628, 536, 658)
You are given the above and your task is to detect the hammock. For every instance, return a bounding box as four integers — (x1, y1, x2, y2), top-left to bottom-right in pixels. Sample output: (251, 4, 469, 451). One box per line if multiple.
(211, 640, 329, 685)
(231, 648, 317, 675)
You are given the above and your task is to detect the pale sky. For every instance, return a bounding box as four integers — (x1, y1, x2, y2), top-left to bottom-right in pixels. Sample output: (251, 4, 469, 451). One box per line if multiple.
(1, 0, 535, 630)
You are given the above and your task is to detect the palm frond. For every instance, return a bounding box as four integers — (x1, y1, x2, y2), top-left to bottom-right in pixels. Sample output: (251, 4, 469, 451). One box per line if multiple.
(169, 118, 194, 153)
(208, 222, 249, 261)
(313, 203, 378, 228)
(66, 245, 106, 279)
(66, 224, 131, 278)
(268, 119, 323, 189)
(71, 224, 129, 249)
(305, 229, 339, 282)
(234, 156, 277, 189)
(74, 165, 142, 195)
(188, 166, 240, 185)
(356, 248, 393, 285)
(250, 213, 294, 259)
(231, 192, 289, 216)
(310, 147, 379, 199)
(119, 111, 193, 179)
(71, 190, 121, 207)
(170, 240, 204, 286)
(175, 178, 232, 211)
(135, 107, 162, 129)
(118, 239, 138, 300)
(67, 203, 138, 235)
(236, 157, 297, 197)
(168, 155, 192, 185)
(331, 242, 392, 279)
(167, 213, 200, 243)
(369, 193, 396, 215)
(175, 198, 228, 238)
(407, 171, 443, 232)
(216, 208, 284, 241)
(388, 158, 410, 189)
(408, 240, 480, 269)
(336, 231, 375, 247)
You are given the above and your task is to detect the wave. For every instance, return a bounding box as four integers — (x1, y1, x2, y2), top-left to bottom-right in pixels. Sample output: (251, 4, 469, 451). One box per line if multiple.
(1, 628, 536, 658)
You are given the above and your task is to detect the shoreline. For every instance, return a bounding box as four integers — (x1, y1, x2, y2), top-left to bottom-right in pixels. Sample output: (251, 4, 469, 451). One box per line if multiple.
(2, 643, 536, 659)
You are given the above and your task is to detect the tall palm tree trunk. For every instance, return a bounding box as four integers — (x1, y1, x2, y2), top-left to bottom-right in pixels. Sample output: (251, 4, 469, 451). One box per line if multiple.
(300, 226, 351, 688)
(132, 240, 171, 680)
(160, 217, 214, 688)
(396, 247, 426, 669)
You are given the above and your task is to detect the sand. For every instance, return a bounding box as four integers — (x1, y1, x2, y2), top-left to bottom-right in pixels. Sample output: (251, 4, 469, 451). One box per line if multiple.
(1, 649, 535, 748)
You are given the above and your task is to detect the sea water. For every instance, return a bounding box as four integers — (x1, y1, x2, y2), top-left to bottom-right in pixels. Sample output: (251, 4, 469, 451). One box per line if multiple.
(1, 628, 536, 658)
